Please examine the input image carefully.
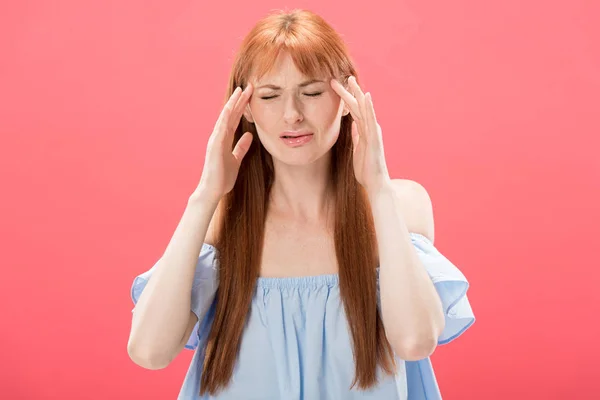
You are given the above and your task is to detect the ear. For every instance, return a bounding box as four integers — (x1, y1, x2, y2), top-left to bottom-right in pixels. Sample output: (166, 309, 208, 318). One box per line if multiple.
(341, 100, 350, 117)
(243, 105, 255, 123)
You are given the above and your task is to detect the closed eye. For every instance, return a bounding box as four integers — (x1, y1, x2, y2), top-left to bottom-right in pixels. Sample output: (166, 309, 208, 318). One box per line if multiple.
(260, 92, 323, 100)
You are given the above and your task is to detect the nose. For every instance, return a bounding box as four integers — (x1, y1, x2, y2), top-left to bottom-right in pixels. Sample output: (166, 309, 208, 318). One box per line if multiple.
(282, 95, 304, 125)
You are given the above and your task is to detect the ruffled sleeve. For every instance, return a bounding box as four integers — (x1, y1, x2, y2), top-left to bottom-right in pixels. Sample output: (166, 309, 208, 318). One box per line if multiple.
(408, 232, 475, 344)
(130, 243, 219, 350)
(377, 232, 475, 345)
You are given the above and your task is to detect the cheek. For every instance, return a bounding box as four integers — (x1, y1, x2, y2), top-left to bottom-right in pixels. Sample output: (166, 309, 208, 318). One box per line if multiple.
(321, 93, 343, 117)
(250, 102, 280, 127)
(248, 104, 278, 144)
(322, 98, 345, 127)
(307, 99, 339, 121)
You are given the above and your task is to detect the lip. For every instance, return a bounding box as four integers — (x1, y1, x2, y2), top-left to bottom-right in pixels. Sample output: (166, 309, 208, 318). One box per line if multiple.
(280, 131, 313, 138)
(280, 133, 314, 147)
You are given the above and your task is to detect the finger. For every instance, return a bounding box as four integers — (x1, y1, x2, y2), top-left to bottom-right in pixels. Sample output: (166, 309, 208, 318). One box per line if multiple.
(221, 87, 243, 122)
(232, 131, 253, 163)
(364, 93, 378, 141)
(347, 76, 366, 116)
(214, 87, 243, 137)
(330, 78, 362, 120)
(228, 83, 254, 132)
(225, 85, 252, 135)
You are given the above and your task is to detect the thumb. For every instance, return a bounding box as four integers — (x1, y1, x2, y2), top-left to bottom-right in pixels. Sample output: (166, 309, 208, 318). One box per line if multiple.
(232, 132, 253, 163)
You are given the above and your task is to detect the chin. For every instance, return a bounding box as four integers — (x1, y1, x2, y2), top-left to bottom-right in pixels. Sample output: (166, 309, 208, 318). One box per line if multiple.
(273, 150, 321, 166)
(268, 143, 332, 166)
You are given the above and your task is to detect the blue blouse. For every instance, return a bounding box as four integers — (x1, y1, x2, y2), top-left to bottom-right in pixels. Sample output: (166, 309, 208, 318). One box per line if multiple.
(131, 232, 475, 399)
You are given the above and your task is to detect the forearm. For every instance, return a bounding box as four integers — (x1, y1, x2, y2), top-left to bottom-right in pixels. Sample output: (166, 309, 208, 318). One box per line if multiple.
(368, 185, 445, 358)
(128, 190, 219, 361)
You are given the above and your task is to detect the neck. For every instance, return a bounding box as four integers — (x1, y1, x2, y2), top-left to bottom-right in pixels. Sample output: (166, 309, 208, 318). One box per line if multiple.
(268, 152, 334, 224)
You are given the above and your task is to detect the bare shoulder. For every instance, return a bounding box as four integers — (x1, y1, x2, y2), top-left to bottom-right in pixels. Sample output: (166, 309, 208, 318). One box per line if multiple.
(389, 179, 435, 243)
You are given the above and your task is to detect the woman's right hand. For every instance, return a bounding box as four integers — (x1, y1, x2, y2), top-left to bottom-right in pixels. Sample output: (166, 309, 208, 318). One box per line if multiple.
(195, 84, 254, 202)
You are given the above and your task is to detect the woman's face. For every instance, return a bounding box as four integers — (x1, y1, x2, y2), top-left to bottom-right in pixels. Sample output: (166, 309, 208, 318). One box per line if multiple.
(244, 52, 349, 166)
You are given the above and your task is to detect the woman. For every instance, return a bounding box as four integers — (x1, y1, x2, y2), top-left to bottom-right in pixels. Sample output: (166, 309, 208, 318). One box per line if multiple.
(128, 9, 475, 400)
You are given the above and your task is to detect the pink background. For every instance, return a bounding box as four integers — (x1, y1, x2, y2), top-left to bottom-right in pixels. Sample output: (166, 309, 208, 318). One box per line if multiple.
(1, 0, 599, 398)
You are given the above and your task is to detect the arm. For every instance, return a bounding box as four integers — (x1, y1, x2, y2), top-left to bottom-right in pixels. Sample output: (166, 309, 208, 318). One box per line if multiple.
(127, 84, 253, 369)
(369, 179, 445, 361)
(127, 191, 220, 369)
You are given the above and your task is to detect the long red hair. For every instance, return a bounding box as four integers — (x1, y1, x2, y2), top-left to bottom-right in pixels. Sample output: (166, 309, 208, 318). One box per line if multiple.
(201, 9, 396, 396)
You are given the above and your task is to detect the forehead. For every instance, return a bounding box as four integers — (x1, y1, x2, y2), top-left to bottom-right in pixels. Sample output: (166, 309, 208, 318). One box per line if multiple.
(252, 52, 327, 87)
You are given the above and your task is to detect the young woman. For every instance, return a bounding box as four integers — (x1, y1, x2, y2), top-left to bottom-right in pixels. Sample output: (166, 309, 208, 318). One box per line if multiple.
(128, 9, 475, 400)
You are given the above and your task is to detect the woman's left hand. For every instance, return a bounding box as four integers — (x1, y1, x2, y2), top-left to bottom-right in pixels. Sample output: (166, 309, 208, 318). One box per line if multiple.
(330, 76, 391, 196)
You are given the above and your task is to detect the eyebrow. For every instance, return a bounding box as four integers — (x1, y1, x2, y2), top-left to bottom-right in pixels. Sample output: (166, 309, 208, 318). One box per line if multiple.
(256, 79, 325, 90)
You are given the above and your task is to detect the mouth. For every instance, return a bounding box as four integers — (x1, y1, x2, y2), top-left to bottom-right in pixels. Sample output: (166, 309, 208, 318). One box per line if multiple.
(280, 132, 314, 147)
(280, 131, 313, 139)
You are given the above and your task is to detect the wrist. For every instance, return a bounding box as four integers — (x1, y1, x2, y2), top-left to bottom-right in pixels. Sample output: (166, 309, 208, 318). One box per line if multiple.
(188, 187, 222, 208)
(366, 178, 395, 201)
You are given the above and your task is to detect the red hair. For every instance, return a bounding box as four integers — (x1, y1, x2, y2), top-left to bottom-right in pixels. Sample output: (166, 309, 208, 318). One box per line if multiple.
(201, 9, 396, 396)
